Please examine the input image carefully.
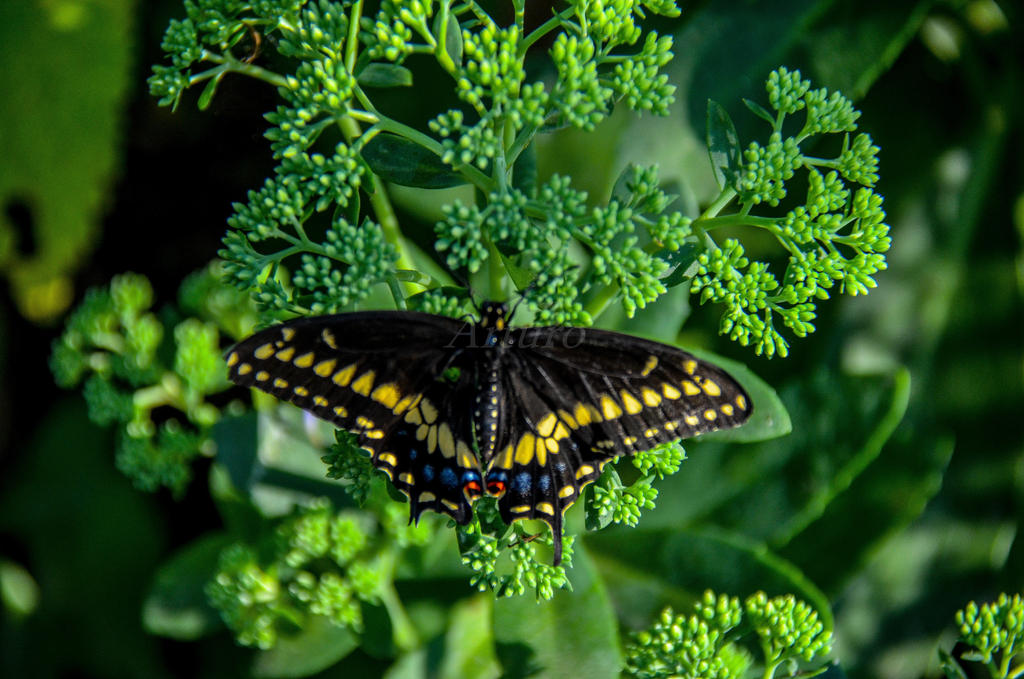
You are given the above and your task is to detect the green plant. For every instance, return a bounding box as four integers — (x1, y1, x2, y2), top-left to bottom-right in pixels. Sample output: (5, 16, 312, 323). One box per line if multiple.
(943, 593, 1024, 679)
(47, 0, 895, 672)
(624, 590, 833, 679)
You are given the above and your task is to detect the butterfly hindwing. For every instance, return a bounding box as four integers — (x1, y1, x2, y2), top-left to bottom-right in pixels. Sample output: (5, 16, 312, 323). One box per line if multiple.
(226, 312, 481, 524)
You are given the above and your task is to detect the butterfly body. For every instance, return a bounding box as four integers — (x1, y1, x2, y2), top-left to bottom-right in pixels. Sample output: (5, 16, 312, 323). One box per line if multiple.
(226, 302, 752, 564)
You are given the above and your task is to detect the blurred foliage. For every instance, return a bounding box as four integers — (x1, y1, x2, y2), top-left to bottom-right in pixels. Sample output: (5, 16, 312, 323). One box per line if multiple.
(0, 0, 136, 322)
(0, 1, 1021, 679)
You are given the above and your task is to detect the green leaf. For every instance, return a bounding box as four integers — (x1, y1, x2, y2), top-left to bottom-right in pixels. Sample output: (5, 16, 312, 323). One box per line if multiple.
(439, 596, 501, 679)
(742, 97, 776, 126)
(689, 348, 792, 443)
(197, 72, 225, 110)
(362, 134, 466, 189)
(358, 63, 414, 88)
(586, 527, 833, 634)
(706, 100, 743, 190)
(493, 545, 620, 679)
(142, 533, 233, 640)
(937, 648, 970, 679)
(433, 9, 463, 66)
(656, 243, 698, 288)
(251, 615, 360, 678)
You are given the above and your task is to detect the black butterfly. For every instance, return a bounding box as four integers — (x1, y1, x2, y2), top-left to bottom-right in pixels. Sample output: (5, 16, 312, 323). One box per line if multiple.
(226, 302, 752, 565)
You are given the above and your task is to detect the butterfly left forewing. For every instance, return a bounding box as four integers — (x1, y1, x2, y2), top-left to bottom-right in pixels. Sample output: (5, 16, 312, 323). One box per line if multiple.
(226, 313, 481, 525)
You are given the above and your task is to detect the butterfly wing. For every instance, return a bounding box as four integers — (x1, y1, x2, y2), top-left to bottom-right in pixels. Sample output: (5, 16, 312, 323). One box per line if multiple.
(487, 326, 753, 563)
(226, 312, 482, 524)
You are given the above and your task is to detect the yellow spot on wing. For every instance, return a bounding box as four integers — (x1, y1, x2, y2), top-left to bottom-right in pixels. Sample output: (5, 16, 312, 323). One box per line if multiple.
(438, 423, 455, 458)
(441, 499, 460, 511)
(427, 425, 438, 452)
(365, 429, 384, 439)
(536, 413, 557, 438)
(282, 327, 296, 342)
(420, 399, 438, 424)
(621, 390, 643, 415)
(642, 355, 658, 376)
(334, 405, 348, 418)
(457, 441, 475, 469)
(662, 383, 681, 399)
(254, 343, 274, 360)
(321, 329, 337, 348)
(534, 437, 547, 466)
(352, 371, 375, 396)
(314, 358, 337, 377)
(552, 422, 570, 441)
(511, 505, 531, 514)
(494, 445, 514, 470)
(238, 363, 252, 376)
(721, 404, 734, 416)
(559, 485, 576, 498)
(515, 434, 535, 465)
(256, 371, 270, 381)
(682, 380, 701, 396)
(399, 472, 414, 485)
(333, 363, 357, 386)
(704, 409, 717, 421)
(684, 414, 699, 426)
(393, 394, 419, 414)
(227, 352, 239, 367)
(294, 386, 309, 397)
(377, 453, 397, 467)
(275, 346, 295, 361)
(600, 395, 623, 419)
(313, 396, 328, 407)
(294, 352, 315, 368)
(274, 377, 289, 389)
(683, 359, 697, 375)
(544, 438, 559, 453)
(419, 492, 436, 503)
(356, 416, 374, 429)
(576, 464, 595, 480)
(701, 378, 721, 397)
(371, 383, 400, 409)
(736, 395, 748, 410)
(641, 387, 661, 407)
(535, 502, 555, 516)
(557, 409, 578, 429)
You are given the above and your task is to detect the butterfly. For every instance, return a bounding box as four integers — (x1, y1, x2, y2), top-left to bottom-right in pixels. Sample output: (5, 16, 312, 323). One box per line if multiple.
(225, 302, 752, 565)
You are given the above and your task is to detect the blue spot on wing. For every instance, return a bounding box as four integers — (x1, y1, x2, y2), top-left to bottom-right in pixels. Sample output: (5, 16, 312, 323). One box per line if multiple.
(422, 464, 434, 482)
(440, 467, 458, 488)
(512, 472, 531, 494)
(536, 474, 551, 493)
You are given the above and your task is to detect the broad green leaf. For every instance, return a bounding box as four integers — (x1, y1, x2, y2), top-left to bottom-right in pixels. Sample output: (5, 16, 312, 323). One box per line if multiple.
(142, 533, 232, 640)
(362, 134, 466, 189)
(657, 243, 699, 289)
(358, 63, 414, 88)
(706, 100, 742, 190)
(586, 526, 833, 633)
(251, 615, 359, 678)
(690, 348, 791, 443)
(802, 1, 933, 99)
(439, 596, 500, 679)
(493, 546, 620, 679)
(0, 0, 134, 321)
